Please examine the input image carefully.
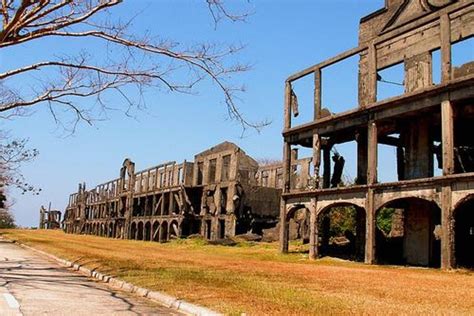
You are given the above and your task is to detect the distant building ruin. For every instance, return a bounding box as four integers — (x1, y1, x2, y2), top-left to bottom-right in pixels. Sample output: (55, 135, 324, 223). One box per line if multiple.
(63, 142, 281, 241)
(280, 0, 474, 269)
(39, 205, 62, 229)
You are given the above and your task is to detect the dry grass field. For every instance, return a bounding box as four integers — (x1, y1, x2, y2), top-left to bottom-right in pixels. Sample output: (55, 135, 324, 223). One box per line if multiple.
(1, 229, 473, 315)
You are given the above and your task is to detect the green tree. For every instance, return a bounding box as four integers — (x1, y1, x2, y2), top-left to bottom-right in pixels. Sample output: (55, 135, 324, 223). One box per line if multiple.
(376, 207, 395, 235)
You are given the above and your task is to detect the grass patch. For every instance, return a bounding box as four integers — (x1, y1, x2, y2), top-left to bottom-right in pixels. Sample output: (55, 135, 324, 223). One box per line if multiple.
(2, 229, 473, 315)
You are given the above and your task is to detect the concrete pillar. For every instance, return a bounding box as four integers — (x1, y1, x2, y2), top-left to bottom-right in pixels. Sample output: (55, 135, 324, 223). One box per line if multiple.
(367, 121, 378, 185)
(365, 188, 376, 264)
(280, 140, 292, 253)
(309, 198, 318, 259)
(314, 69, 322, 119)
(440, 13, 452, 83)
(279, 199, 289, 253)
(441, 100, 455, 175)
(160, 192, 166, 215)
(441, 185, 455, 269)
(313, 133, 321, 187)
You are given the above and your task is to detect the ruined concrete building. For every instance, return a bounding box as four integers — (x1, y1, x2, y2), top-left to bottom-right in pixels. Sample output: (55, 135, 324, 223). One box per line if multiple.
(63, 142, 281, 241)
(280, 0, 474, 269)
(39, 205, 62, 229)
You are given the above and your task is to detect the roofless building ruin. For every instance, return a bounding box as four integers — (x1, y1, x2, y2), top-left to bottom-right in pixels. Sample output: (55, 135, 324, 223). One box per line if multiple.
(63, 142, 281, 242)
(280, 0, 474, 269)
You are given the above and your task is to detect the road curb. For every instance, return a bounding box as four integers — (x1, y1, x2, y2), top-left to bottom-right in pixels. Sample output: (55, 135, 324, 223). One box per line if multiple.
(10, 240, 222, 316)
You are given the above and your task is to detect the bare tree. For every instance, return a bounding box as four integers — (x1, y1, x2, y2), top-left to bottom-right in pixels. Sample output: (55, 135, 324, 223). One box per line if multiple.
(0, 0, 264, 132)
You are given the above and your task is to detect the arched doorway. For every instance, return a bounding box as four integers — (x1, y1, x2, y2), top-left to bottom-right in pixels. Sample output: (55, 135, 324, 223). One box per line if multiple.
(115, 222, 123, 238)
(286, 205, 310, 244)
(130, 222, 137, 240)
(375, 197, 441, 267)
(317, 203, 366, 262)
(454, 196, 474, 268)
(159, 221, 168, 242)
(137, 221, 144, 240)
(144, 221, 152, 241)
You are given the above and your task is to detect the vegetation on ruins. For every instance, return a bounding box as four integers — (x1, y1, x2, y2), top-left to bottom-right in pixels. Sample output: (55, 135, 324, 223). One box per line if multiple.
(376, 207, 395, 236)
(0, 0, 263, 132)
(319, 206, 356, 237)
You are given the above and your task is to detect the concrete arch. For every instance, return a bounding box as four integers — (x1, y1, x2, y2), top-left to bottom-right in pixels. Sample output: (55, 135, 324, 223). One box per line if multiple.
(144, 221, 152, 241)
(453, 193, 474, 212)
(316, 199, 366, 217)
(160, 221, 168, 242)
(374, 192, 440, 212)
(375, 197, 441, 267)
(285, 204, 310, 243)
(317, 202, 366, 262)
(452, 195, 474, 268)
(376, 196, 440, 212)
(286, 204, 308, 222)
(130, 222, 137, 240)
(137, 221, 144, 240)
(115, 222, 123, 238)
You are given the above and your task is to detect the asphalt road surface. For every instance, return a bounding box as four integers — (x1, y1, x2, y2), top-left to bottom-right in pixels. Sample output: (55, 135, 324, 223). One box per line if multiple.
(0, 240, 182, 315)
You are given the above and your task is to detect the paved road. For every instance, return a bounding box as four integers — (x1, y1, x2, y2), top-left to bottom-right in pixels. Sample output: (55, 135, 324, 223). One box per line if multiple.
(0, 240, 182, 315)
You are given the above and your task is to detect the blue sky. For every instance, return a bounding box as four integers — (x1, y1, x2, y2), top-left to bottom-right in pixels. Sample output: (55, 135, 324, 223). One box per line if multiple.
(1, 0, 471, 227)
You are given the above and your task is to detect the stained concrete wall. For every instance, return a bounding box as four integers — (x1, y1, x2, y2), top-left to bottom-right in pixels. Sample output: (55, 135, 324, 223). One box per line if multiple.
(404, 201, 431, 265)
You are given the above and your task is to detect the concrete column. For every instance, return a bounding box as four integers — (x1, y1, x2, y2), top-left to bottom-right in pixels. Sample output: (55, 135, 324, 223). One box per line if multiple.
(367, 121, 378, 185)
(279, 198, 289, 253)
(309, 197, 318, 259)
(161, 192, 166, 215)
(365, 188, 376, 264)
(284, 82, 291, 129)
(169, 192, 175, 215)
(279, 141, 291, 253)
(441, 185, 455, 269)
(367, 42, 377, 104)
(314, 69, 322, 119)
(440, 14, 452, 83)
(313, 134, 321, 187)
(441, 100, 455, 175)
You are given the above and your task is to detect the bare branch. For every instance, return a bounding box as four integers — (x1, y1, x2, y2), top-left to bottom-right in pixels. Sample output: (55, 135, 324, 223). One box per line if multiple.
(0, 0, 267, 132)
